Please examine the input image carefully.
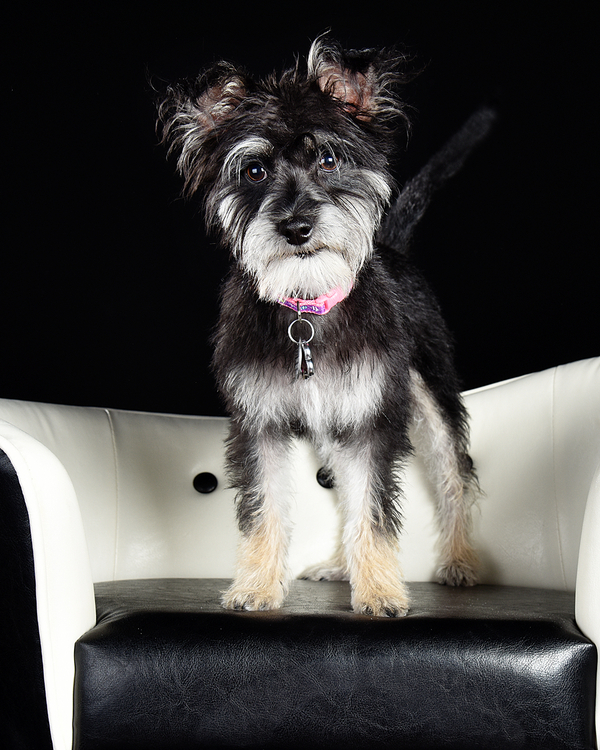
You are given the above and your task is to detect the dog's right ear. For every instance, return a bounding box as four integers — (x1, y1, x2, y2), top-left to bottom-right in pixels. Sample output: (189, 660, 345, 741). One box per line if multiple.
(158, 63, 249, 196)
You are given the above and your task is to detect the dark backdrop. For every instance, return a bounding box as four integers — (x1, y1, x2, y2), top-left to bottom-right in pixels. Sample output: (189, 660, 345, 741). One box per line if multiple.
(5, 3, 598, 416)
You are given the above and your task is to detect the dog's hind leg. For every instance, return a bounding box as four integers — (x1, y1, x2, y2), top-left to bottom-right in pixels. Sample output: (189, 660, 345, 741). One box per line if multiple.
(298, 545, 349, 582)
(221, 424, 293, 611)
(409, 369, 479, 586)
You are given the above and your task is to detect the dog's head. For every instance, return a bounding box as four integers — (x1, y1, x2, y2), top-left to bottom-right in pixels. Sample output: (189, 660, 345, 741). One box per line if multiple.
(159, 37, 410, 301)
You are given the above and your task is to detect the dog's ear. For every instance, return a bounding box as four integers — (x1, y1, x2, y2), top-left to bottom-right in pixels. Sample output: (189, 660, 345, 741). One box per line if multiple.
(308, 36, 408, 125)
(185, 64, 248, 131)
(158, 63, 249, 196)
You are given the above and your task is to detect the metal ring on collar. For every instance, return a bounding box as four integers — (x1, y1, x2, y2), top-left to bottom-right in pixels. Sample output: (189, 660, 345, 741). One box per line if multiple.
(288, 317, 315, 344)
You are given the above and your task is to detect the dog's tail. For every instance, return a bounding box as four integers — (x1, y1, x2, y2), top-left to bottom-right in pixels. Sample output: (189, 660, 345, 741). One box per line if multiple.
(377, 105, 497, 252)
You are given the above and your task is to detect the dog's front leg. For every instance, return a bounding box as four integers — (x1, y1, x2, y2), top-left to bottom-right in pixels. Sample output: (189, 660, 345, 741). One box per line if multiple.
(331, 438, 411, 618)
(221, 424, 292, 611)
(345, 522, 410, 618)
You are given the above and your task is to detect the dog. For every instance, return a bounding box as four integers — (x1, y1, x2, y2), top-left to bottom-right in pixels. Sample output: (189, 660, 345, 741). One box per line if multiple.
(158, 36, 483, 617)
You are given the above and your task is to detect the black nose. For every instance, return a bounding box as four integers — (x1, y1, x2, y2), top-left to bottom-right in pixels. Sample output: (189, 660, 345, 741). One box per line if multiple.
(280, 218, 313, 246)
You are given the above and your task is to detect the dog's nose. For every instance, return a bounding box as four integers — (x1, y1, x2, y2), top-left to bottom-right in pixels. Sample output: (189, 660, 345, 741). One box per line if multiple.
(280, 218, 313, 246)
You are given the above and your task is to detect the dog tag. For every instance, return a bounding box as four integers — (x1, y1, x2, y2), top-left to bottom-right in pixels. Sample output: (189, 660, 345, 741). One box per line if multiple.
(297, 340, 314, 379)
(288, 312, 315, 379)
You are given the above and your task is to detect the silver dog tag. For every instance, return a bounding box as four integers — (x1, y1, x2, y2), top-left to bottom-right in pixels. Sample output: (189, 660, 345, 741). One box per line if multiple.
(288, 313, 315, 379)
(297, 340, 314, 379)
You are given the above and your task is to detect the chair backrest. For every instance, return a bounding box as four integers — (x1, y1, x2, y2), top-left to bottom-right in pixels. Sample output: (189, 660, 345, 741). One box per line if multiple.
(403, 357, 600, 590)
(1, 357, 598, 589)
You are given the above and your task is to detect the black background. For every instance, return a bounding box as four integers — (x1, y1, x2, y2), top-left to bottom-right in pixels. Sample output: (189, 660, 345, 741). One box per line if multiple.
(5, 3, 598, 416)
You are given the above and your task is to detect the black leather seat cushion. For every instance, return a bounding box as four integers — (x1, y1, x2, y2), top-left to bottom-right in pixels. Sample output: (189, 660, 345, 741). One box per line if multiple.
(73, 579, 596, 750)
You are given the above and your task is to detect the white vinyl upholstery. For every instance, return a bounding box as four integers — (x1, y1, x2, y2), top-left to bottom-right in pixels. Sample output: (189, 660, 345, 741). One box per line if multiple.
(0, 421, 96, 750)
(1, 356, 599, 749)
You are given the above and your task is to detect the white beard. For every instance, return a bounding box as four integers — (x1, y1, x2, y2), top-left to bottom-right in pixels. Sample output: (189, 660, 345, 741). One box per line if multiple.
(237, 202, 376, 301)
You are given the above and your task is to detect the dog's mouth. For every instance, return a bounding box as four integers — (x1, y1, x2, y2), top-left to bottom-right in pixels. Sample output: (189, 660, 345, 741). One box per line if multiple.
(294, 246, 327, 258)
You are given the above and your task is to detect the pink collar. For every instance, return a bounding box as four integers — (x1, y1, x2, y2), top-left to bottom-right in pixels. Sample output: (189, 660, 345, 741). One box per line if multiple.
(277, 286, 351, 315)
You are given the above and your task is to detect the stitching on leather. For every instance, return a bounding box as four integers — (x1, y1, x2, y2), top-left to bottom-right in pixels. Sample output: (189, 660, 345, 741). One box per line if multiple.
(551, 366, 568, 589)
(103, 409, 120, 580)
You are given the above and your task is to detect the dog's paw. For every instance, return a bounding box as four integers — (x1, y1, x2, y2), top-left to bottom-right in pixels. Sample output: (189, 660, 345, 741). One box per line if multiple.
(352, 590, 411, 618)
(436, 561, 478, 587)
(221, 584, 284, 612)
(298, 561, 349, 582)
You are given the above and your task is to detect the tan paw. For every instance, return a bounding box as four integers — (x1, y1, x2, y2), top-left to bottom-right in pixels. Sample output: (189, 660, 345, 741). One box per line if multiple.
(436, 560, 478, 587)
(352, 589, 411, 618)
(221, 583, 285, 612)
(298, 561, 349, 582)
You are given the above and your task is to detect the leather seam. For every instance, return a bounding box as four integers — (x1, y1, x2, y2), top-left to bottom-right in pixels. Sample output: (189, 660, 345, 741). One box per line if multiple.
(103, 409, 120, 580)
(551, 365, 568, 589)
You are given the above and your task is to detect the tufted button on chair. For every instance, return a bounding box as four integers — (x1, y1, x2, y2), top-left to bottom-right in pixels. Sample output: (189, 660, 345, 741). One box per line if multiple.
(1, 358, 599, 749)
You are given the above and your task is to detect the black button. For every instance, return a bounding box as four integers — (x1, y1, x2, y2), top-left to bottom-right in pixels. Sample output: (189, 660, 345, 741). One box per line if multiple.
(316, 467, 335, 489)
(193, 472, 218, 494)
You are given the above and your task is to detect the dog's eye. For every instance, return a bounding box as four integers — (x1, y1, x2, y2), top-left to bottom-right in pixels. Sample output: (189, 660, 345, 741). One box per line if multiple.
(319, 153, 338, 172)
(245, 163, 267, 183)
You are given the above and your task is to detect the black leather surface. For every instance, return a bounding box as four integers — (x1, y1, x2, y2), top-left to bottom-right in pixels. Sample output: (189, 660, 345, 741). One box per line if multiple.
(74, 579, 596, 750)
(0, 450, 54, 750)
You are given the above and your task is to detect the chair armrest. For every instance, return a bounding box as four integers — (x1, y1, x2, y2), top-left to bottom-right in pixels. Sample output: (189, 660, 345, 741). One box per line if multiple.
(0, 419, 96, 750)
(576, 461, 600, 740)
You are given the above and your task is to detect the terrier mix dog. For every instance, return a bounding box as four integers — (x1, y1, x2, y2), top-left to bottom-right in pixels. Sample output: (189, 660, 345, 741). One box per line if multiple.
(159, 36, 482, 617)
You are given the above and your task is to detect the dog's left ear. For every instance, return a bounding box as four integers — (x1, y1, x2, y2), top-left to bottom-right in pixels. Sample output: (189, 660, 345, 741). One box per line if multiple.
(308, 36, 408, 125)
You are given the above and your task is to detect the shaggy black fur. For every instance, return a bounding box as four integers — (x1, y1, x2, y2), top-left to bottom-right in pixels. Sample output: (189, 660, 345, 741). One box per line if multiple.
(158, 36, 488, 616)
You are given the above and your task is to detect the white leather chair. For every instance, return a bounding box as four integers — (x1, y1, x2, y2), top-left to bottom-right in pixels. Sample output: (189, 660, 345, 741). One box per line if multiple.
(1, 357, 598, 749)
